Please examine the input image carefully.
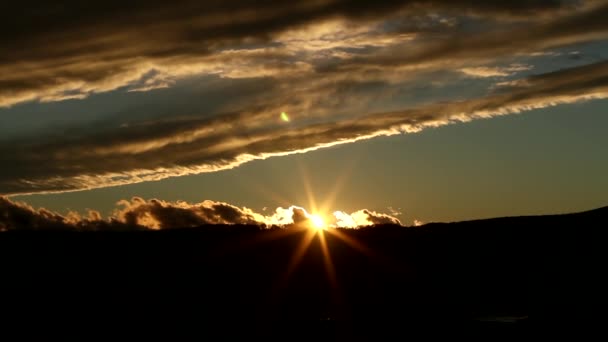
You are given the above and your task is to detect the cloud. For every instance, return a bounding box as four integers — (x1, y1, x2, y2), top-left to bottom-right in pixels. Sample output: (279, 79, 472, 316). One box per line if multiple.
(1, 1, 608, 196)
(0, 196, 134, 231)
(317, 2, 608, 75)
(334, 209, 402, 227)
(289, 206, 311, 226)
(459, 64, 532, 78)
(2, 59, 608, 195)
(0, 196, 401, 230)
(360, 210, 403, 225)
(0, 1, 588, 107)
(114, 197, 265, 228)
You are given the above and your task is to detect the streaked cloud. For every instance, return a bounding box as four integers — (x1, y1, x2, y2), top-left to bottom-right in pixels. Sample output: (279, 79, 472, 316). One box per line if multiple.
(2, 59, 608, 195)
(1, 1, 608, 195)
(459, 64, 532, 78)
(316, 2, 608, 75)
(0, 1, 591, 107)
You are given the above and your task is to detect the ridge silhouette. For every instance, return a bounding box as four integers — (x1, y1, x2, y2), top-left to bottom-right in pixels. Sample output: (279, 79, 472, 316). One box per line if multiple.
(0, 206, 605, 334)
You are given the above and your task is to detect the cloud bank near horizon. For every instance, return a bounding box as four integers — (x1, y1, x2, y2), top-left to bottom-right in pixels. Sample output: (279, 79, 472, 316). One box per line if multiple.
(2, 0, 608, 195)
(0, 196, 402, 231)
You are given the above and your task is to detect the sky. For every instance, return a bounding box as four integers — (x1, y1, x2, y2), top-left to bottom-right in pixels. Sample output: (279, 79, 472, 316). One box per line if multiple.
(1, 0, 608, 229)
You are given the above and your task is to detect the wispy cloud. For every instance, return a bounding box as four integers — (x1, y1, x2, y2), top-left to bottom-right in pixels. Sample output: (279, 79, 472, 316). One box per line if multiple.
(0, 1, 590, 107)
(1, 1, 608, 195)
(2, 59, 608, 195)
(459, 64, 532, 78)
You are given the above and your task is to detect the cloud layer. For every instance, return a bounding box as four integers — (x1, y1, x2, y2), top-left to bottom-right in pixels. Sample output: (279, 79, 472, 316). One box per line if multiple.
(0, 196, 401, 231)
(1, 0, 595, 107)
(3, 59, 608, 194)
(1, 1, 608, 194)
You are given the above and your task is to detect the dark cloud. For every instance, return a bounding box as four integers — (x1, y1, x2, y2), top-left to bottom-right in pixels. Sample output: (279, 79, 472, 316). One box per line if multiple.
(0, 196, 265, 230)
(0, 196, 402, 230)
(1, 0, 572, 51)
(2, 60, 608, 195)
(0, 0, 584, 106)
(1, 0, 606, 195)
(361, 209, 402, 225)
(116, 197, 262, 228)
(0, 196, 135, 231)
(290, 207, 310, 225)
(317, 2, 608, 74)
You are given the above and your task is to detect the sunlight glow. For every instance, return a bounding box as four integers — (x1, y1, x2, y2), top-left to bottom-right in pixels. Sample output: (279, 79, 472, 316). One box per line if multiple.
(253, 158, 390, 316)
(309, 214, 326, 230)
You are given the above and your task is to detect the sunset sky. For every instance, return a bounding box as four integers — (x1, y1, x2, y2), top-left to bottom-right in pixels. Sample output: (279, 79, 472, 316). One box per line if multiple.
(1, 0, 608, 228)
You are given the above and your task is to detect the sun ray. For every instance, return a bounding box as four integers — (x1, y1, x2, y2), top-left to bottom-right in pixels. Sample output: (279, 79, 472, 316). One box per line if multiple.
(223, 168, 293, 211)
(283, 228, 317, 279)
(325, 228, 400, 272)
(318, 154, 359, 215)
(317, 230, 338, 289)
(296, 159, 318, 214)
(211, 226, 303, 257)
(250, 175, 395, 319)
(324, 228, 376, 259)
(262, 227, 318, 317)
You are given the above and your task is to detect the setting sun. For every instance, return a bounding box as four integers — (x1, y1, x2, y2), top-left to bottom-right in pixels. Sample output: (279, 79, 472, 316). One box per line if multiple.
(309, 214, 326, 230)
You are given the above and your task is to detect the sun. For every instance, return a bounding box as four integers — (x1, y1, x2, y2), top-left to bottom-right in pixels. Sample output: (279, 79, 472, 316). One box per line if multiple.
(309, 214, 326, 230)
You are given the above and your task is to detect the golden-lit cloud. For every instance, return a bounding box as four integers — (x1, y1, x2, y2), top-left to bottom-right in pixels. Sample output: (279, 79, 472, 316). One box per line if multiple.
(2, 1, 608, 195)
(0, 196, 132, 231)
(459, 64, 532, 78)
(0, 1, 596, 107)
(333, 209, 401, 227)
(0, 196, 401, 230)
(2, 59, 608, 195)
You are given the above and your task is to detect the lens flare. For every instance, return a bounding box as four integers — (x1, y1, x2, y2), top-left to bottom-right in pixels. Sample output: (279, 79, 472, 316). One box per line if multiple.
(281, 111, 290, 122)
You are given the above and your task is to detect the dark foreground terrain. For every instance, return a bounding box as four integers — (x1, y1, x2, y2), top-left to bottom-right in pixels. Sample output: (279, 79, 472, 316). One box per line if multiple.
(1, 207, 606, 336)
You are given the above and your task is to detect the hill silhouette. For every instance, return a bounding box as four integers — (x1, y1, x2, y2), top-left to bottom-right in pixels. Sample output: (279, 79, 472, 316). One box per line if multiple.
(1, 206, 605, 335)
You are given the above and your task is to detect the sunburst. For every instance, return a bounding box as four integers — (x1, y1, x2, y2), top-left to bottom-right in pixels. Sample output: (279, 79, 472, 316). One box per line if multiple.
(236, 156, 382, 318)
(275, 160, 383, 304)
(309, 214, 326, 230)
